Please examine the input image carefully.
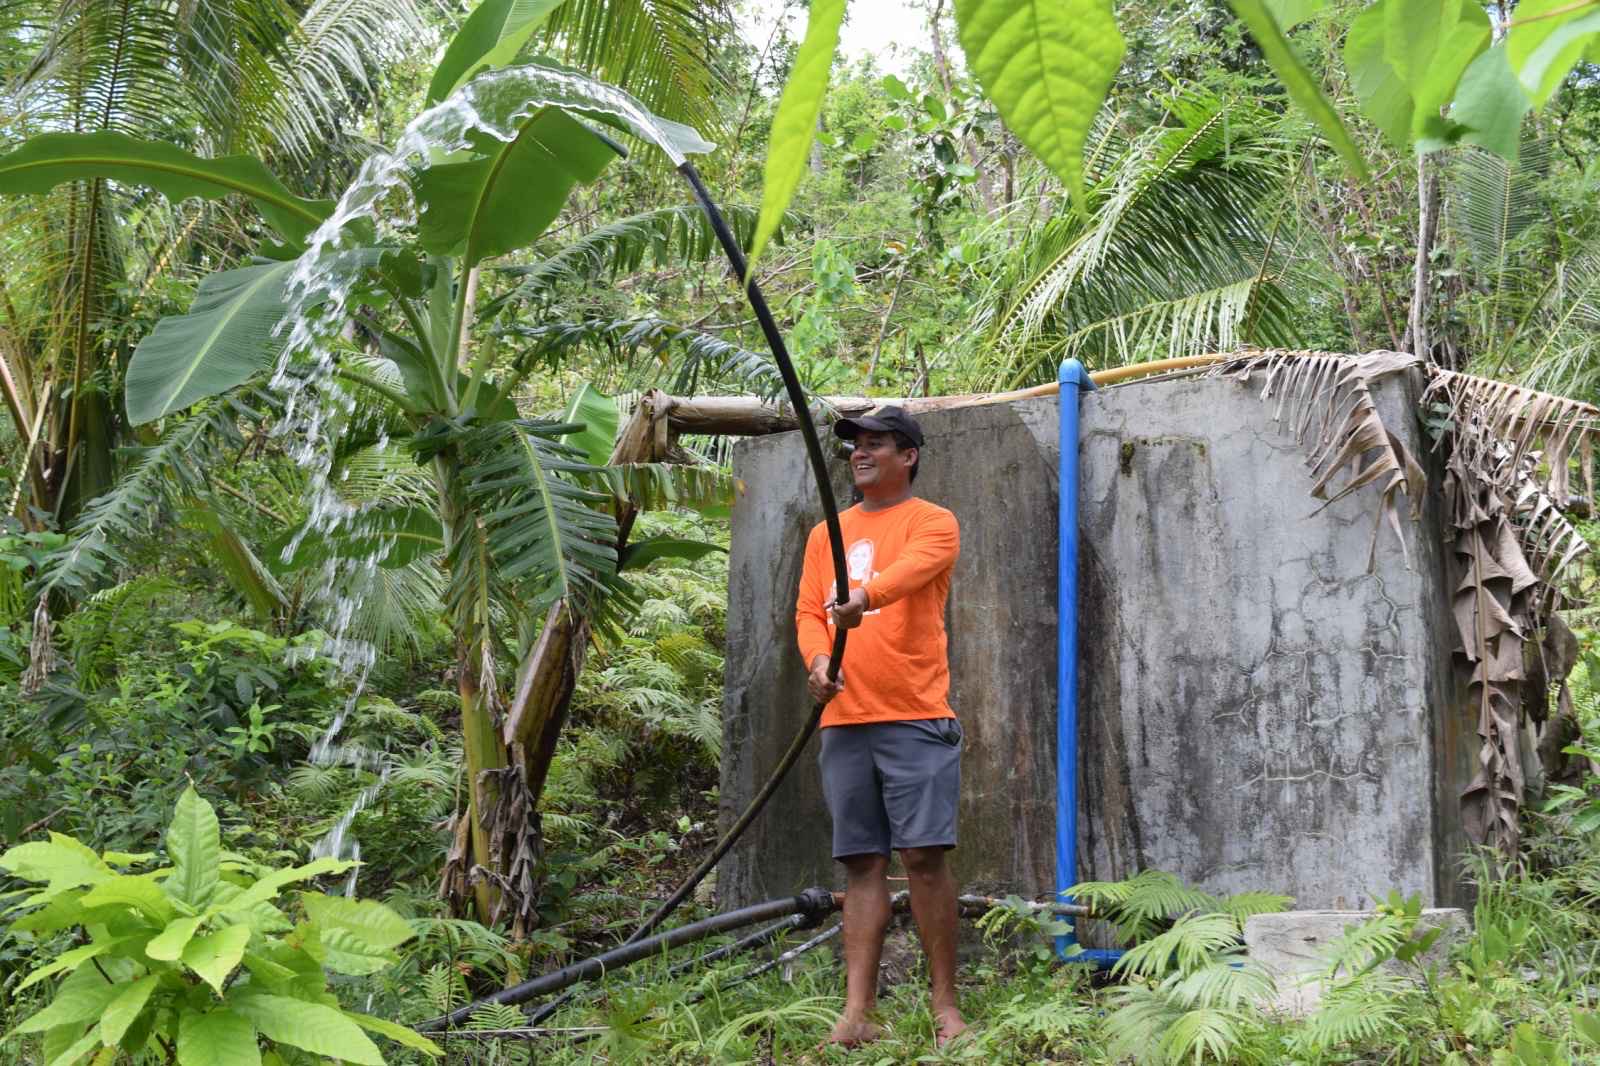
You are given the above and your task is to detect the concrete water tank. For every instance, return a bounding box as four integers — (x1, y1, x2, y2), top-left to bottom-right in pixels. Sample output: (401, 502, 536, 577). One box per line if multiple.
(717, 370, 1473, 913)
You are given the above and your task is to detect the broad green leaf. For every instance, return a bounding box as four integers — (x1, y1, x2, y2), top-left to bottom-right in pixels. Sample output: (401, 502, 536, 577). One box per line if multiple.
(80, 876, 175, 924)
(178, 1008, 261, 1066)
(217, 858, 355, 914)
(1453, 44, 1531, 158)
(1265, 0, 1323, 30)
(98, 976, 160, 1046)
(750, 0, 846, 267)
(414, 107, 620, 269)
(427, 0, 570, 104)
(1344, 2, 1414, 147)
(11, 892, 94, 934)
(14, 977, 127, 1034)
(1575, 1010, 1600, 1046)
(166, 788, 220, 909)
(182, 503, 288, 620)
(240, 952, 300, 992)
(299, 893, 416, 953)
(183, 924, 252, 994)
(619, 537, 727, 572)
(43, 1026, 102, 1066)
(1384, 0, 1457, 90)
(561, 383, 618, 467)
(1, 835, 112, 895)
(955, 0, 1123, 215)
(349, 1012, 443, 1057)
(18, 941, 116, 992)
(0, 132, 330, 244)
(1230, 0, 1369, 178)
(125, 262, 295, 426)
(227, 993, 382, 1065)
(146, 916, 204, 961)
(1508, 0, 1600, 106)
(1412, 7, 1492, 147)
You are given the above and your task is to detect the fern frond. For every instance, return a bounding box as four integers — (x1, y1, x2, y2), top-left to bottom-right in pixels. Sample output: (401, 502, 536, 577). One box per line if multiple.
(1115, 912, 1243, 980)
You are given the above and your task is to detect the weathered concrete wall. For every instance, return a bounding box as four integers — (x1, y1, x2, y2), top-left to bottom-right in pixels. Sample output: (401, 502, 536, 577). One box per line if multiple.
(718, 371, 1474, 912)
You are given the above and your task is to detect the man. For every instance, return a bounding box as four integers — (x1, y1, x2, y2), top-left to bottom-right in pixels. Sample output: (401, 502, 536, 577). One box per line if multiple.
(794, 405, 966, 1048)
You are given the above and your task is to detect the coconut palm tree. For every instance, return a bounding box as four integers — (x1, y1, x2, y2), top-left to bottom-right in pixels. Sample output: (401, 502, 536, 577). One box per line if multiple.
(0, 0, 427, 530)
(968, 87, 1304, 390)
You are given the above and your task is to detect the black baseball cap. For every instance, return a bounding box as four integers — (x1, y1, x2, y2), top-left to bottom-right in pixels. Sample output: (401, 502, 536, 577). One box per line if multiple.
(832, 405, 925, 448)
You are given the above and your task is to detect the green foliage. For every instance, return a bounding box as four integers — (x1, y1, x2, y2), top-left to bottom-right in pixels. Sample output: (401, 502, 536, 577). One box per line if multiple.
(0, 787, 439, 1064)
(125, 262, 299, 426)
(427, 0, 569, 104)
(0, 132, 331, 244)
(955, 0, 1126, 213)
(749, 0, 846, 269)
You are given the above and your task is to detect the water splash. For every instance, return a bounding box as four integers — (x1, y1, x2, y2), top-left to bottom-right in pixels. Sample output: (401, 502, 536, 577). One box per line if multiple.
(270, 64, 712, 889)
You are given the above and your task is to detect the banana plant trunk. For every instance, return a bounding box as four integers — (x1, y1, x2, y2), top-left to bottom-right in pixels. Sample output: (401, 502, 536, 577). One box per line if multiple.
(436, 455, 508, 925)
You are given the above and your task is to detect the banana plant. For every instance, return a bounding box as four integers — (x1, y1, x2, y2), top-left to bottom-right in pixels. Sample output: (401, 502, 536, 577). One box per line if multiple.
(0, 0, 736, 921)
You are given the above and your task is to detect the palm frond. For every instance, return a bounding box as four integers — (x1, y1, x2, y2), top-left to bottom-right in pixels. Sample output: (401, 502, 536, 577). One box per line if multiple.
(496, 204, 767, 300)
(539, 0, 733, 141)
(32, 400, 241, 601)
(977, 89, 1300, 387)
(1454, 134, 1548, 345)
(1222, 349, 1427, 567)
(446, 419, 624, 649)
(506, 315, 782, 397)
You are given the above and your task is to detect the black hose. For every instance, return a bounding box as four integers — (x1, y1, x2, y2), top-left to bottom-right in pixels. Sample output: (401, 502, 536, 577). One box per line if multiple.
(621, 162, 853, 946)
(415, 163, 854, 1038)
(415, 888, 837, 1031)
(524, 913, 807, 1025)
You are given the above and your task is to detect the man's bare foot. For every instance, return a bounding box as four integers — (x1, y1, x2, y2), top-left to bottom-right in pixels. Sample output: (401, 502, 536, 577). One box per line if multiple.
(933, 1006, 969, 1048)
(826, 1016, 884, 1048)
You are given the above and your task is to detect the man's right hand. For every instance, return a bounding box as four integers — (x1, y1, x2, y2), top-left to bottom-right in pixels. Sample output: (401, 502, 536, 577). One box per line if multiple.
(807, 656, 844, 705)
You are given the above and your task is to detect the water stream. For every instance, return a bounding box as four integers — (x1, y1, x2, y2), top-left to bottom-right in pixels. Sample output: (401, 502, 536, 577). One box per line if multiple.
(266, 64, 712, 892)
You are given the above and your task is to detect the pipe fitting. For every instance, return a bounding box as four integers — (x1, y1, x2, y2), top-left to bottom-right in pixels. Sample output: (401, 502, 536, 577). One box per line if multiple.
(794, 886, 839, 927)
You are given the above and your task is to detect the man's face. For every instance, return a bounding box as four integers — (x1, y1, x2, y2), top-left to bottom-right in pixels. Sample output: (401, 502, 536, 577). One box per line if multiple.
(849, 430, 915, 494)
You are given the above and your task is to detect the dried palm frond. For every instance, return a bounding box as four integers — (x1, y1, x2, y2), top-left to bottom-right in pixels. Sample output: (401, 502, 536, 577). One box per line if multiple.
(1220, 349, 1426, 568)
(1215, 350, 1600, 857)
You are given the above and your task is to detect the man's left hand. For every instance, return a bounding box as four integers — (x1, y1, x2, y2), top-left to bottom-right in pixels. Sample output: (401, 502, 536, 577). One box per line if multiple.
(827, 587, 870, 629)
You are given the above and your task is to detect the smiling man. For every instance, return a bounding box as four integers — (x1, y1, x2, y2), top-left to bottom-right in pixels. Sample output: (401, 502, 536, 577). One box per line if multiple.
(794, 405, 966, 1048)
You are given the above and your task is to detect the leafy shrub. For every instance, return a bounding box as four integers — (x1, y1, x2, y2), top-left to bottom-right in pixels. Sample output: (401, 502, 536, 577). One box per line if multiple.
(0, 787, 438, 1065)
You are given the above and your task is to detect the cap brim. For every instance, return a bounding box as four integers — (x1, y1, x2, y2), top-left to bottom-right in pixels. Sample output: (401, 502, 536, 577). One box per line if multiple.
(832, 415, 894, 440)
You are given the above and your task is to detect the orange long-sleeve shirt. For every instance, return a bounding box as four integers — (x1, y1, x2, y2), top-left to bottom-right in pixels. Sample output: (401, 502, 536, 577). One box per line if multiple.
(795, 496, 961, 727)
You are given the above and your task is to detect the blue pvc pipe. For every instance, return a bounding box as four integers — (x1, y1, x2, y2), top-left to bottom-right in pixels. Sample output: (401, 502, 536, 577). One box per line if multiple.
(1056, 360, 1122, 970)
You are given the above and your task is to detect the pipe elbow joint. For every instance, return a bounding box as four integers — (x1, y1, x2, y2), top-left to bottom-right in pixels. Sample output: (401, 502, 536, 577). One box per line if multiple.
(794, 886, 838, 928)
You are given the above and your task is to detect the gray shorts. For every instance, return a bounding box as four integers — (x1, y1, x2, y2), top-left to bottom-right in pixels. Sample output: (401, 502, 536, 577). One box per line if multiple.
(818, 718, 963, 859)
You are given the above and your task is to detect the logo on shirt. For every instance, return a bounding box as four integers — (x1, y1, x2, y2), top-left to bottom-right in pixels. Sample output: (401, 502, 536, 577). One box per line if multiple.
(827, 538, 882, 624)
(846, 538, 875, 582)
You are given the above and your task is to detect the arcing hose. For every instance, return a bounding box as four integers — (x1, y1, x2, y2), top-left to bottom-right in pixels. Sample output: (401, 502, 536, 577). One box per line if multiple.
(415, 888, 838, 1032)
(621, 162, 854, 946)
(416, 162, 854, 1037)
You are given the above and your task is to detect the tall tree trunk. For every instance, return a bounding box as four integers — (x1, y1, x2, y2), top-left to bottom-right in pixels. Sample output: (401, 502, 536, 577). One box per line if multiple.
(1406, 154, 1441, 361)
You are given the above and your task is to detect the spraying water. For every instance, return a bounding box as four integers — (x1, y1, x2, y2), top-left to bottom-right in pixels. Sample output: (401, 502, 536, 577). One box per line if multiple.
(268, 64, 712, 892)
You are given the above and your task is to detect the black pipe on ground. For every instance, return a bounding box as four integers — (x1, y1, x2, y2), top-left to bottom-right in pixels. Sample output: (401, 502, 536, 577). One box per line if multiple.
(524, 913, 808, 1026)
(415, 888, 838, 1032)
